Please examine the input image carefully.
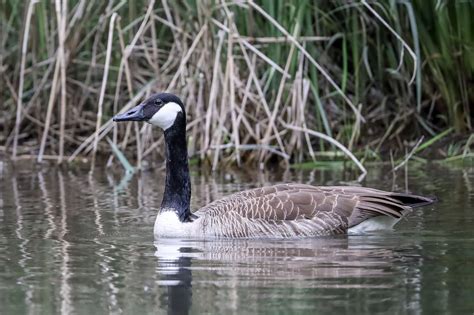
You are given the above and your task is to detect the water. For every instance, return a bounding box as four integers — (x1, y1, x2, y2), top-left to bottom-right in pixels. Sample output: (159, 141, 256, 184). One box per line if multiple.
(0, 161, 473, 314)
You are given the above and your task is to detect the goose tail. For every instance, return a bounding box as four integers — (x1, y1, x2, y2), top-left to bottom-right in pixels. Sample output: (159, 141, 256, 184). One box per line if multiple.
(348, 191, 437, 233)
(389, 192, 438, 209)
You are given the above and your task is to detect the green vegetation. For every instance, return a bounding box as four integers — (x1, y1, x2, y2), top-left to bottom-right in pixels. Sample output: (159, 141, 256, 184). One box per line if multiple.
(1, 0, 472, 169)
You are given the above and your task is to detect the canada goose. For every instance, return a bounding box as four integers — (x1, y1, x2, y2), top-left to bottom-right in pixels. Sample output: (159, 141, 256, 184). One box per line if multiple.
(113, 93, 436, 238)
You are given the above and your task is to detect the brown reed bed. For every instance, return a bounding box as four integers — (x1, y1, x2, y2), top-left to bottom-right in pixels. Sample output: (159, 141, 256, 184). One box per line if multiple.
(1, 1, 472, 173)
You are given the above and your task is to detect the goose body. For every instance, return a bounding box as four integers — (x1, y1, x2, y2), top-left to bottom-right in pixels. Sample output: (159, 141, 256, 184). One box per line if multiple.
(154, 184, 432, 238)
(113, 93, 436, 239)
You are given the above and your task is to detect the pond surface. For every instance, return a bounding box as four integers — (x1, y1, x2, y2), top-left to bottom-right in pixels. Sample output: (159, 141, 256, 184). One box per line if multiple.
(0, 161, 473, 314)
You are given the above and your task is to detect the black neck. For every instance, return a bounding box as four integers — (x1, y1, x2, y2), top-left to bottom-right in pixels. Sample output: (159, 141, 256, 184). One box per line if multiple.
(160, 112, 191, 222)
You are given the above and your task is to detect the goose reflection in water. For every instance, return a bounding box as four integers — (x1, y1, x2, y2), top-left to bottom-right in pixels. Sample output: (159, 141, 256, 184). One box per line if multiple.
(154, 236, 410, 314)
(154, 241, 195, 315)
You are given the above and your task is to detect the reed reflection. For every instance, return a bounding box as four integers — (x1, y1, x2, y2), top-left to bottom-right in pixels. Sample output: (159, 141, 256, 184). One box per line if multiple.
(58, 172, 73, 315)
(1, 163, 470, 313)
(38, 172, 56, 239)
(12, 175, 34, 314)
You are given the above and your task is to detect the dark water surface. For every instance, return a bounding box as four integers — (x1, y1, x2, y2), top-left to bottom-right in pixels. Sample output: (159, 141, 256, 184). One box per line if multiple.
(0, 161, 473, 314)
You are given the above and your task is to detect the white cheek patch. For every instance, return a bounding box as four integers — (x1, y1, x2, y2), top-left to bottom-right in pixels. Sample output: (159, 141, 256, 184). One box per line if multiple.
(148, 102, 182, 130)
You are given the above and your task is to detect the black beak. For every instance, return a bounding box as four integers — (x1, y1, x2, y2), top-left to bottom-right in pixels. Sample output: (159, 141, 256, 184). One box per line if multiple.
(113, 103, 146, 122)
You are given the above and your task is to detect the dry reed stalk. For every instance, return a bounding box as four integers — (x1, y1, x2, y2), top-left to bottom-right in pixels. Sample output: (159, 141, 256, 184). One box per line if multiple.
(168, 25, 208, 90)
(348, 104, 363, 151)
(115, 21, 134, 96)
(235, 60, 259, 141)
(212, 18, 290, 79)
(192, 72, 205, 157)
(239, 36, 331, 43)
(204, 30, 225, 156)
(153, 15, 191, 38)
(224, 11, 241, 166)
(38, 58, 60, 163)
(115, 17, 135, 154)
(123, 0, 155, 60)
(161, 0, 181, 50)
(392, 136, 424, 172)
(12, 0, 38, 159)
(3, 73, 18, 105)
(462, 134, 474, 158)
(64, 0, 87, 38)
(149, 11, 160, 77)
(300, 79, 316, 162)
(55, 0, 68, 163)
(139, 34, 156, 70)
(212, 57, 230, 171)
(91, 13, 117, 172)
(260, 18, 300, 159)
(106, 19, 127, 167)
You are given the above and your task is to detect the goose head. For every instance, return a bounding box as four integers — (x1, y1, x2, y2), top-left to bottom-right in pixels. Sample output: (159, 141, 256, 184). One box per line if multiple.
(113, 93, 192, 223)
(113, 93, 185, 130)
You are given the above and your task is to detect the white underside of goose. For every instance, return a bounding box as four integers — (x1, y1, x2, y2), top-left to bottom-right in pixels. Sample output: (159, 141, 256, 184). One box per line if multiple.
(347, 216, 400, 235)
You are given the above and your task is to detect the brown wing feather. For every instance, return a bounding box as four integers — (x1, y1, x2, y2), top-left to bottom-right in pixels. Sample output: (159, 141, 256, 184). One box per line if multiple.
(195, 183, 435, 237)
(199, 184, 356, 220)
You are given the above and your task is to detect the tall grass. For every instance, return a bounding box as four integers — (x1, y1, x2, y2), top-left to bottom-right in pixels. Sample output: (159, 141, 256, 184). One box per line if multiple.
(1, 0, 472, 170)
